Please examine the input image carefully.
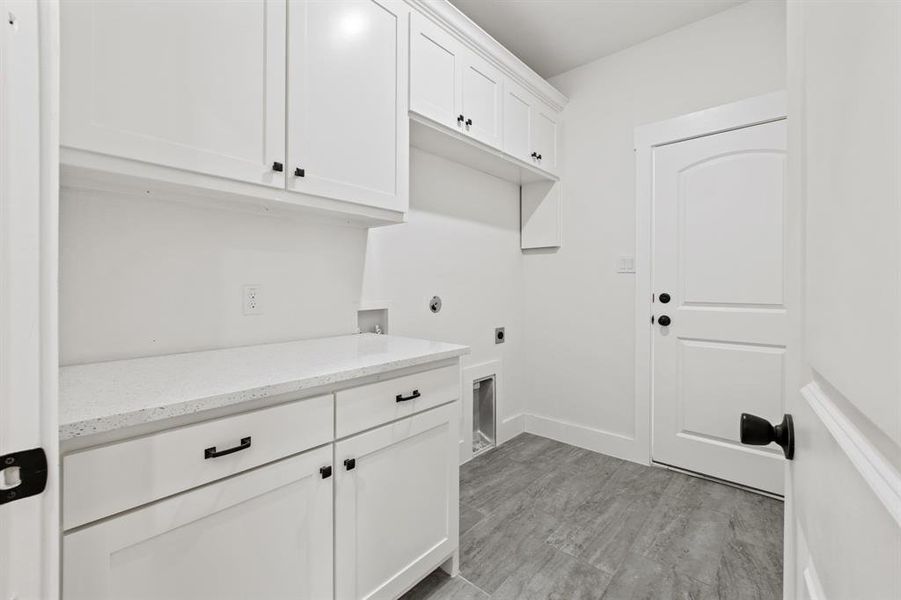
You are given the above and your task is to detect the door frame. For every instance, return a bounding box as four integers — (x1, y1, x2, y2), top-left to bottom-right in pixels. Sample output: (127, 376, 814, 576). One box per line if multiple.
(0, 0, 60, 598)
(632, 91, 790, 467)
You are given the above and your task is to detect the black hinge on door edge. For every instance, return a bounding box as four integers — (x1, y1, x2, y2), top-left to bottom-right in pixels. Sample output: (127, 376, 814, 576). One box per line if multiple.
(0, 448, 47, 505)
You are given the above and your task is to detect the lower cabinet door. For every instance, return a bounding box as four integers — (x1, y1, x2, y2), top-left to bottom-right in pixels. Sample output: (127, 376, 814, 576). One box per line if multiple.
(335, 403, 459, 600)
(63, 446, 333, 600)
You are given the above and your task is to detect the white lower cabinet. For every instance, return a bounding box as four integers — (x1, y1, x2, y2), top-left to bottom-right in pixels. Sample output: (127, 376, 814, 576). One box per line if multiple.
(335, 403, 459, 600)
(63, 446, 333, 600)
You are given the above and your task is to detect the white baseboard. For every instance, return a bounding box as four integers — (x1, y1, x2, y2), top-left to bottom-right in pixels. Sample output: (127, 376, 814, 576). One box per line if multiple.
(523, 413, 647, 465)
(498, 412, 525, 444)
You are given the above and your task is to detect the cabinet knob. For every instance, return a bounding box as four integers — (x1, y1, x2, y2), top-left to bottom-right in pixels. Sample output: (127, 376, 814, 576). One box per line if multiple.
(272, 161, 284, 172)
(457, 114, 465, 125)
(531, 152, 538, 159)
(344, 458, 356, 471)
(536, 154, 542, 161)
(320, 465, 332, 479)
(294, 167, 305, 178)
(465, 118, 473, 127)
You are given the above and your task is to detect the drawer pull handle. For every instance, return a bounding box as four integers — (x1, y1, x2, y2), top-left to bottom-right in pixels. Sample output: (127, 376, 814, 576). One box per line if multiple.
(395, 390, 421, 402)
(204, 437, 252, 459)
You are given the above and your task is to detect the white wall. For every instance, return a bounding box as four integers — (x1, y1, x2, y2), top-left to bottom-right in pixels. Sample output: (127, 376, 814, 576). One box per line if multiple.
(59, 189, 366, 364)
(362, 149, 526, 441)
(521, 0, 787, 461)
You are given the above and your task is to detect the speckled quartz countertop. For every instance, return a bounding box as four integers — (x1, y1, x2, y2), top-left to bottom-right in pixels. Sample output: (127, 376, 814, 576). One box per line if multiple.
(60, 334, 469, 441)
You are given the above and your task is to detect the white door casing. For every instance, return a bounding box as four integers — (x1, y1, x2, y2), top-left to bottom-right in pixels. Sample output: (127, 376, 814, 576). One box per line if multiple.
(651, 119, 788, 494)
(61, 0, 287, 188)
(0, 1, 59, 598)
(787, 2, 901, 599)
(287, 0, 409, 212)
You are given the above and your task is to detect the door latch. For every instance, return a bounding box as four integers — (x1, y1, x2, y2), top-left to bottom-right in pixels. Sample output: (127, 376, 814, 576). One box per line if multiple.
(0, 448, 47, 505)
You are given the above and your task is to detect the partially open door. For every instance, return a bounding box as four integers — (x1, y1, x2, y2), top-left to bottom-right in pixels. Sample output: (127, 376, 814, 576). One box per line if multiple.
(0, 1, 59, 598)
(785, 2, 901, 598)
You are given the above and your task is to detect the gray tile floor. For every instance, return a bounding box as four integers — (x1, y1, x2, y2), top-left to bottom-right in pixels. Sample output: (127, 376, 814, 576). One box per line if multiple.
(403, 433, 783, 600)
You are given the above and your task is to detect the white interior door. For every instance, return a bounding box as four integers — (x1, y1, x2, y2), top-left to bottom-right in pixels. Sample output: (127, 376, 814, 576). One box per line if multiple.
(60, 0, 287, 187)
(787, 2, 901, 598)
(287, 0, 408, 212)
(652, 119, 788, 495)
(0, 1, 59, 598)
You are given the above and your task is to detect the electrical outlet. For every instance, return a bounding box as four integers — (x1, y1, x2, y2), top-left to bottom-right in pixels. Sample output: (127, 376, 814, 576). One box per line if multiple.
(243, 285, 263, 316)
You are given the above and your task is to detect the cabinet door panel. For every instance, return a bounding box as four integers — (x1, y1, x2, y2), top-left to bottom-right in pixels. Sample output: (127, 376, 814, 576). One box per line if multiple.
(503, 80, 534, 163)
(61, 0, 286, 187)
(63, 448, 333, 600)
(531, 105, 559, 175)
(460, 52, 503, 149)
(288, 0, 408, 212)
(336, 404, 458, 600)
(409, 12, 462, 130)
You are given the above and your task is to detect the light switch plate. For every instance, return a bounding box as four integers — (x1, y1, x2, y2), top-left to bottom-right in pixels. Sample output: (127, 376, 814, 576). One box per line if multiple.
(616, 256, 635, 273)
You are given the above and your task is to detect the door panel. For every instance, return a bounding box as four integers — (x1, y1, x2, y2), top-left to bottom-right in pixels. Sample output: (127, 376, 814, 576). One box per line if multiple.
(61, 0, 286, 187)
(335, 404, 457, 600)
(652, 119, 787, 494)
(409, 12, 461, 130)
(787, 2, 901, 598)
(460, 51, 503, 149)
(288, 0, 408, 212)
(503, 81, 533, 163)
(63, 448, 333, 600)
(531, 105, 558, 175)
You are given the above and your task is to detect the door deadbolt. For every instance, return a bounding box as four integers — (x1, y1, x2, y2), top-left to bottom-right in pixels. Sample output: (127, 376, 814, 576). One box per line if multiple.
(658, 293, 671, 304)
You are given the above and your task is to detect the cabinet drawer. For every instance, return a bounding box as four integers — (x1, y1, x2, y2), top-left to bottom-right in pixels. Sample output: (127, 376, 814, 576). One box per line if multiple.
(336, 365, 458, 438)
(63, 394, 333, 530)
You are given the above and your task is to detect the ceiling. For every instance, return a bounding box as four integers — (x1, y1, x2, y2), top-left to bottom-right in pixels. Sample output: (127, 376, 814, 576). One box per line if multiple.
(448, 0, 746, 78)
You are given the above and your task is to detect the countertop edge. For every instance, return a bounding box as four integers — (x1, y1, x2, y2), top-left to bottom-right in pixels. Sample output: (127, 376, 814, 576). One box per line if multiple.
(60, 345, 469, 442)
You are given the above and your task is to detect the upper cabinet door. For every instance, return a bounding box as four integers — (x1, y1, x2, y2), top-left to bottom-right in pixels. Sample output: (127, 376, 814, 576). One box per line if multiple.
(409, 11, 463, 130)
(61, 0, 287, 188)
(460, 51, 503, 149)
(503, 80, 534, 163)
(287, 0, 409, 213)
(531, 103, 559, 176)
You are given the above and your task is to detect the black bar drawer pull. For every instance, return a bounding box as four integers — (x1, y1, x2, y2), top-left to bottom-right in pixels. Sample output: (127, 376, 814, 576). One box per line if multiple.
(395, 390, 421, 403)
(204, 437, 251, 459)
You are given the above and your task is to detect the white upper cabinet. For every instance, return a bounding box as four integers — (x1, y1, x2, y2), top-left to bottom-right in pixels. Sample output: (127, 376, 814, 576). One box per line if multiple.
(459, 51, 503, 149)
(287, 0, 409, 212)
(409, 11, 463, 130)
(61, 0, 287, 188)
(531, 102, 559, 176)
(503, 80, 535, 163)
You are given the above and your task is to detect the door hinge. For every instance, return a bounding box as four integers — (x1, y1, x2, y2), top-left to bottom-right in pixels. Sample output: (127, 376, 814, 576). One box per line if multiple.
(0, 448, 47, 505)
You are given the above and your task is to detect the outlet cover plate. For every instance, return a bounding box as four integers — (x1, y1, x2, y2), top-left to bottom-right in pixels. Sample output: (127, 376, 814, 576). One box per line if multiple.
(243, 285, 262, 316)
